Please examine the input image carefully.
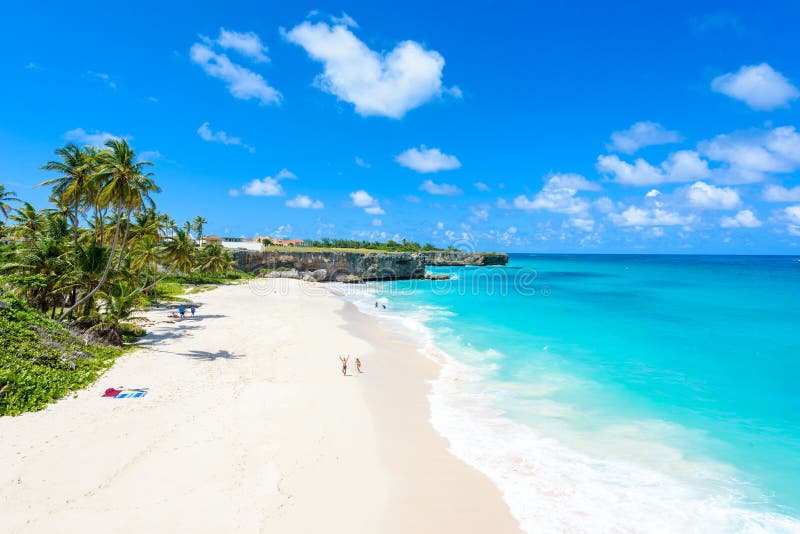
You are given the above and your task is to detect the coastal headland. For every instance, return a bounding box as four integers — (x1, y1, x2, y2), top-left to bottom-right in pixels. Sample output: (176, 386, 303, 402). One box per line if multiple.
(233, 249, 509, 282)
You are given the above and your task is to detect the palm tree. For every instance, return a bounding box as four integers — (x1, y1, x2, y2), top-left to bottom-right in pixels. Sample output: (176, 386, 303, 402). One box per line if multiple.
(130, 235, 162, 303)
(61, 139, 159, 319)
(163, 229, 195, 275)
(89, 281, 144, 345)
(40, 144, 97, 246)
(197, 243, 234, 276)
(8, 202, 51, 240)
(192, 215, 208, 243)
(0, 184, 20, 220)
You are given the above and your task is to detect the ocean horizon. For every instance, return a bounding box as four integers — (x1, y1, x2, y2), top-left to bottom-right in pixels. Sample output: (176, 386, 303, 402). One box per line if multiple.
(341, 253, 800, 531)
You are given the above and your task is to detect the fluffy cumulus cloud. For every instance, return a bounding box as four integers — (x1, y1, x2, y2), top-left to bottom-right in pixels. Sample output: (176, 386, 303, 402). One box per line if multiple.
(395, 146, 461, 173)
(596, 150, 710, 186)
(608, 121, 681, 154)
(350, 190, 385, 214)
(780, 205, 800, 236)
(512, 174, 600, 215)
(763, 184, 800, 202)
(284, 20, 454, 118)
(721, 210, 762, 228)
(285, 194, 324, 209)
(683, 181, 741, 209)
(241, 177, 283, 196)
(190, 32, 281, 105)
(711, 63, 799, 110)
(234, 169, 297, 197)
(609, 206, 696, 227)
(419, 180, 462, 195)
(216, 28, 269, 63)
(699, 126, 800, 183)
(197, 122, 254, 153)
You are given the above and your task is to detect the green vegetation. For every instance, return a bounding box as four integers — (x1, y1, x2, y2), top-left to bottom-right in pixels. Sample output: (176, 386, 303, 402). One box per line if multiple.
(0, 140, 250, 415)
(0, 292, 123, 416)
(301, 238, 455, 252)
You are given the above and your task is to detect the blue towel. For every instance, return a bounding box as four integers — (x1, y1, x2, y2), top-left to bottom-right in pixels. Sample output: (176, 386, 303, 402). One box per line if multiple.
(115, 391, 147, 399)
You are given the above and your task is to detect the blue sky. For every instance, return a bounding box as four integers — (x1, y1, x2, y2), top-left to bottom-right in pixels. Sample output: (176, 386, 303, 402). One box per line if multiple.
(2, 0, 800, 253)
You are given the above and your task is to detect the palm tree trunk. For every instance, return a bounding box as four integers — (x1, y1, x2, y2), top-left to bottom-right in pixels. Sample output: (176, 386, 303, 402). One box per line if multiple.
(59, 210, 122, 320)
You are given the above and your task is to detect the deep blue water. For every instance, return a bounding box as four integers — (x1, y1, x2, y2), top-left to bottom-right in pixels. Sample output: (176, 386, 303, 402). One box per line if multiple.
(360, 254, 800, 528)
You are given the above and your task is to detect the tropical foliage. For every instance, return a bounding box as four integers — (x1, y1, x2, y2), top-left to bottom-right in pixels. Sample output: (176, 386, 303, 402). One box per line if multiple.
(0, 139, 237, 342)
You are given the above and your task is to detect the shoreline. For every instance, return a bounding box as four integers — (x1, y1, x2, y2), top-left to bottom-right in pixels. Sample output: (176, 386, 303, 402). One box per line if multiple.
(0, 280, 521, 533)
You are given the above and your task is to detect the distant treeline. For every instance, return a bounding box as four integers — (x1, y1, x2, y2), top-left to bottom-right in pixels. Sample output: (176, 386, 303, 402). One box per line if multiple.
(303, 238, 455, 252)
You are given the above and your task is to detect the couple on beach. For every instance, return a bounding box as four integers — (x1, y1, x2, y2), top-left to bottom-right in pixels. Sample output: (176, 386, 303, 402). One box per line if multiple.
(339, 355, 362, 376)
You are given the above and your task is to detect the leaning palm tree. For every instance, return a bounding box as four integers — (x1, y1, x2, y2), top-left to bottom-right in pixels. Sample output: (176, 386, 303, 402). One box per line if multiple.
(130, 234, 162, 302)
(40, 144, 98, 246)
(192, 215, 208, 243)
(163, 229, 195, 275)
(0, 183, 20, 220)
(60, 139, 159, 319)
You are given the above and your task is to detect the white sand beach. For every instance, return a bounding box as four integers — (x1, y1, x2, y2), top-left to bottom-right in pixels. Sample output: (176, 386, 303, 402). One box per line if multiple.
(0, 280, 521, 533)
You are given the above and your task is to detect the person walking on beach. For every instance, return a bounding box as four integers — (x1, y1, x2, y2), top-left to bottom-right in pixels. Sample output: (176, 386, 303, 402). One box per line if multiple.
(339, 355, 349, 376)
(190, 305, 196, 319)
(178, 305, 185, 319)
(356, 358, 362, 373)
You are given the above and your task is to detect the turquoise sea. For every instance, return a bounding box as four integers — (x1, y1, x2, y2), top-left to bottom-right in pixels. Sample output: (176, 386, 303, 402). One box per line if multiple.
(344, 254, 800, 532)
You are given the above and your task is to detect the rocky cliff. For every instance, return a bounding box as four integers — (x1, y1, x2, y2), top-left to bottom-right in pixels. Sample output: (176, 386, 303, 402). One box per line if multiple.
(232, 250, 426, 282)
(421, 251, 509, 266)
(232, 250, 508, 282)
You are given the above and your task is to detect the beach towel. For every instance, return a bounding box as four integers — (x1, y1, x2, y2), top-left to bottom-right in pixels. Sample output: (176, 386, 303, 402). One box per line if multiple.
(115, 391, 147, 399)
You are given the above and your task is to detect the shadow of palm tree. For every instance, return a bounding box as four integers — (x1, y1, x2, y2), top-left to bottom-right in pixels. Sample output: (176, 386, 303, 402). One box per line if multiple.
(183, 349, 242, 361)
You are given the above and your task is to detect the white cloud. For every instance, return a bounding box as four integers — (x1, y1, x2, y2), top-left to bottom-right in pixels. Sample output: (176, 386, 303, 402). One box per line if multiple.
(419, 179, 462, 195)
(609, 206, 696, 227)
(785, 205, 800, 224)
(570, 217, 595, 232)
(469, 206, 490, 222)
(284, 21, 454, 118)
(355, 156, 372, 168)
(645, 189, 661, 198)
(721, 210, 762, 228)
(608, 121, 681, 154)
(331, 12, 358, 28)
(242, 177, 283, 196)
(228, 188, 240, 197)
(763, 184, 800, 202)
(286, 194, 324, 209)
(197, 122, 255, 153)
(513, 173, 600, 215)
(436, 221, 445, 230)
(474, 181, 491, 192)
(190, 42, 281, 105)
(403, 195, 421, 203)
(785, 206, 800, 236)
(596, 150, 710, 186)
(711, 63, 799, 110)
(396, 146, 461, 173)
(593, 196, 616, 213)
(64, 128, 124, 147)
(684, 181, 741, 209)
(216, 28, 269, 63)
(276, 168, 296, 179)
(350, 190, 385, 214)
(699, 126, 800, 184)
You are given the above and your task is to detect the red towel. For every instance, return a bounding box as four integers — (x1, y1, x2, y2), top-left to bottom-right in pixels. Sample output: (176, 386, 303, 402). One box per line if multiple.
(102, 388, 122, 397)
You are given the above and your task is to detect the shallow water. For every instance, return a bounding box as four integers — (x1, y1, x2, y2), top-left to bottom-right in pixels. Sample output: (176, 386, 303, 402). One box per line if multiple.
(340, 254, 800, 532)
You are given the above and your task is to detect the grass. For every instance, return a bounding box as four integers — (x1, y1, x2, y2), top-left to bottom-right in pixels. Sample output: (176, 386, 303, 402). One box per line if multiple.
(0, 292, 125, 416)
(263, 246, 413, 254)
